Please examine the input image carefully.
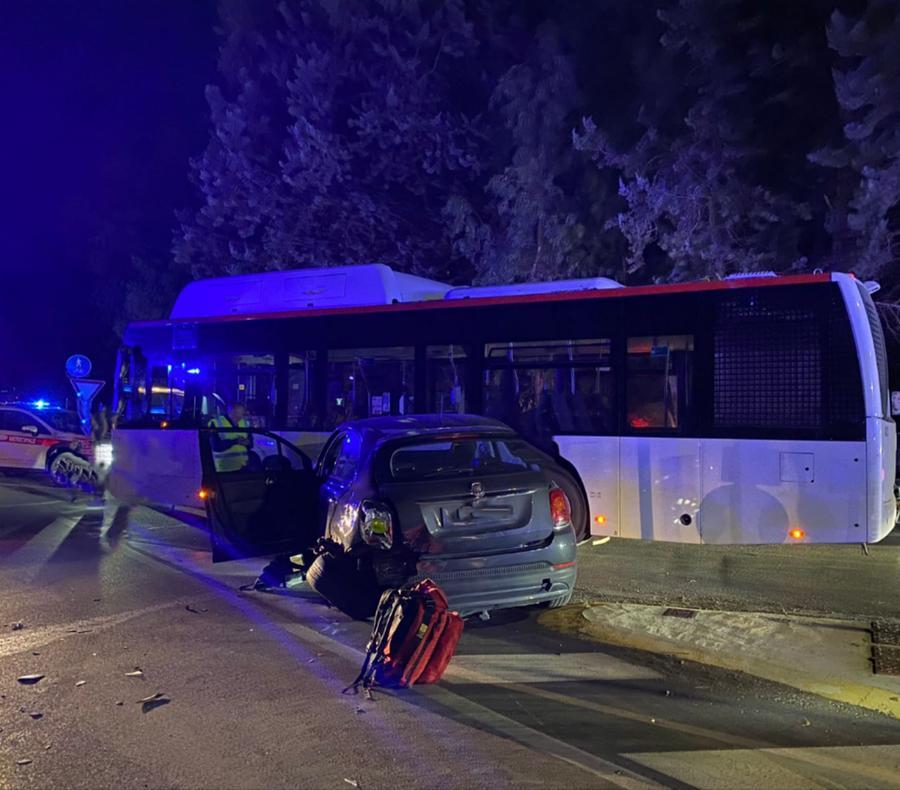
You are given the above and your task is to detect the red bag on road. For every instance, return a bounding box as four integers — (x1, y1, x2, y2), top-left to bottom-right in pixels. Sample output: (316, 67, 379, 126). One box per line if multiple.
(345, 579, 463, 693)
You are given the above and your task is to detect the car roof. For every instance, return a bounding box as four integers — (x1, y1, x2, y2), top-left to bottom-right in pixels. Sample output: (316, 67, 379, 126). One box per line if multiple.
(336, 414, 516, 441)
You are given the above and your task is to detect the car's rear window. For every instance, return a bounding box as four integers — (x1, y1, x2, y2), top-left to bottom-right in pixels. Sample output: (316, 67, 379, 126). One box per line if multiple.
(388, 437, 542, 481)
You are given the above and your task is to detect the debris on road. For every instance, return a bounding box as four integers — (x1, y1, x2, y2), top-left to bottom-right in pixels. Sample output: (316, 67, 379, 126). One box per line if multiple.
(16, 758, 32, 766)
(11, 622, 24, 630)
(138, 692, 169, 713)
(185, 604, 208, 614)
(75, 680, 86, 687)
(591, 536, 610, 546)
(125, 668, 144, 678)
(28, 712, 43, 720)
(343, 779, 359, 788)
(17, 674, 45, 685)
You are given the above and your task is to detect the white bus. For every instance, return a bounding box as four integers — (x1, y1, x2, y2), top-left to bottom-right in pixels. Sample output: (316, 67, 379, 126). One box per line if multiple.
(109, 263, 896, 544)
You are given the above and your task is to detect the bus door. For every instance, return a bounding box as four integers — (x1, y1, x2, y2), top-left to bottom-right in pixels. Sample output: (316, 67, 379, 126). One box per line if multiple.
(620, 335, 701, 542)
(198, 429, 320, 562)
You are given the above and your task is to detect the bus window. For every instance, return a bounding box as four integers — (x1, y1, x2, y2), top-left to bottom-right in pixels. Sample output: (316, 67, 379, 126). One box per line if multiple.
(287, 352, 318, 430)
(207, 353, 277, 429)
(325, 347, 414, 429)
(148, 364, 184, 417)
(626, 335, 694, 430)
(427, 345, 468, 414)
(483, 339, 614, 446)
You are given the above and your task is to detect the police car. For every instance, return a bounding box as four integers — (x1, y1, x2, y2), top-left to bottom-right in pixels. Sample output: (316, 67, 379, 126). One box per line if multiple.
(0, 403, 94, 485)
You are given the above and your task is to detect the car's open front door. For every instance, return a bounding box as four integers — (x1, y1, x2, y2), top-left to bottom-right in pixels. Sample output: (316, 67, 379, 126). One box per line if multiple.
(198, 429, 320, 562)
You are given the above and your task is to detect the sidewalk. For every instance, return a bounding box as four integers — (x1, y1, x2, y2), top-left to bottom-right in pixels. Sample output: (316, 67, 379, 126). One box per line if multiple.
(541, 601, 900, 719)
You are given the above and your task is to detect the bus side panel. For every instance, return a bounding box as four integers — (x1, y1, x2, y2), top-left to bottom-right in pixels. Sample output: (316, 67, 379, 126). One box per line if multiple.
(867, 417, 897, 543)
(619, 437, 701, 543)
(553, 436, 619, 538)
(108, 430, 202, 509)
(698, 438, 867, 544)
(278, 431, 331, 462)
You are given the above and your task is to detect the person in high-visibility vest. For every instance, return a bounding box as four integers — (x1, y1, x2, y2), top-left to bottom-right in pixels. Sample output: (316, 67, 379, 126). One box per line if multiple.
(208, 401, 253, 472)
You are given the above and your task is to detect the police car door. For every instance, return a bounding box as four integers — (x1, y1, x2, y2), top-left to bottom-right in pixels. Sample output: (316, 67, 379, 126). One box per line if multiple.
(198, 429, 320, 562)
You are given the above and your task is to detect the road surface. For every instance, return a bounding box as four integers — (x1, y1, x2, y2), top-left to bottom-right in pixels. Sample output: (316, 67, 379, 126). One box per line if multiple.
(1, 477, 899, 789)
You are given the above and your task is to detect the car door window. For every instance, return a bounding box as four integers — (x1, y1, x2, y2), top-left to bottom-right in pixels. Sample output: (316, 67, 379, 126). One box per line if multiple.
(3, 411, 46, 434)
(330, 432, 362, 483)
(318, 433, 346, 479)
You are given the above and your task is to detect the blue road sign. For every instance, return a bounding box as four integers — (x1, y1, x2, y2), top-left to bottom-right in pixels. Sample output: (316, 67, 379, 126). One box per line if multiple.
(66, 354, 93, 379)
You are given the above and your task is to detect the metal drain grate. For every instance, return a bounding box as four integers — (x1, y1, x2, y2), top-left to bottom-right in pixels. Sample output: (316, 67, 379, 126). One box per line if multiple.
(662, 608, 697, 619)
(871, 645, 900, 676)
(871, 620, 900, 647)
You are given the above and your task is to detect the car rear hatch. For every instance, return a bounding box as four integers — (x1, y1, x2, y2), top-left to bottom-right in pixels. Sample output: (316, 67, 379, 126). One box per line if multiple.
(375, 434, 554, 558)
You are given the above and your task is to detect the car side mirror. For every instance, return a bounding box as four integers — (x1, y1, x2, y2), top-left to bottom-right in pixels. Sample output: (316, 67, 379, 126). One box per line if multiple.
(21, 425, 40, 436)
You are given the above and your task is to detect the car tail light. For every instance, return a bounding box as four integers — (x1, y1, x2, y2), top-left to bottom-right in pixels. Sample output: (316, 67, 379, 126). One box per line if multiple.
(360, 501, 393, 550)
(549, 486, 572, 528)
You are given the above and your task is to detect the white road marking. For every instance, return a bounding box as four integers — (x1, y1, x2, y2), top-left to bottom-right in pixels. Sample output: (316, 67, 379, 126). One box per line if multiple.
(5, 514, 83, 581)
(624, 744, 900, 789)
(448, 652, 661, 683)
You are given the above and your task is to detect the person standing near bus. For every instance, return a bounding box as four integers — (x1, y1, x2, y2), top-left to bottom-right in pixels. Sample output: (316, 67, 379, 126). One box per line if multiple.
(208, 401, 253, 472)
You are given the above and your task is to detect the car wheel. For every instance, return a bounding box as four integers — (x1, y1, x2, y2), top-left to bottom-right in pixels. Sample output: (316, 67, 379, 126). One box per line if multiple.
(47, 451, 81, 487)
(540, 591, 573, 609)
(305, 552, 382, 620)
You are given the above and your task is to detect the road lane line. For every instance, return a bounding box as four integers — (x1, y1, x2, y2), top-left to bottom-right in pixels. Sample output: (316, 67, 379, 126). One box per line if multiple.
(5, 513, 83, 581)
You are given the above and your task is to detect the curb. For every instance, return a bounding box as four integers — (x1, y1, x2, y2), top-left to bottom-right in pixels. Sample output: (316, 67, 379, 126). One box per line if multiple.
(539, 606, 900, 720)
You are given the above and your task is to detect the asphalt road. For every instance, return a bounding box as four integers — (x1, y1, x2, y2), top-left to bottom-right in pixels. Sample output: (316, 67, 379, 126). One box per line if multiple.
(1, 476, 899, 789)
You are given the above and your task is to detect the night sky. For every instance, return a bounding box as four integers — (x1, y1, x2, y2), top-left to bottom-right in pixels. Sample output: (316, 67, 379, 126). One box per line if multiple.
(0, 1, 217, 402)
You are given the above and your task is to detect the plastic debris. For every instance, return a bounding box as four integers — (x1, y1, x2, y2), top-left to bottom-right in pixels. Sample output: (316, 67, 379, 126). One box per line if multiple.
(185, 605, 208, 614)
(343, 780, 359, 788)
(28, 712, 43, 720)
(115, 701, 124, 706)
(16, 759, 32, 766)
(138, 692, 169, 713)
(591, 536, 611, 546)
(801, 718, 811, 727)
(17, 674, 44, 685)
(11, 622, 24, 631)
(125, 669, 144, 678)
(75, 681, 86, 687)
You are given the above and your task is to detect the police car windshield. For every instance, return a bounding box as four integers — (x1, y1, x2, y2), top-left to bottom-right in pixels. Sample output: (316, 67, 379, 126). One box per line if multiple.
(40, 410, 84, 435)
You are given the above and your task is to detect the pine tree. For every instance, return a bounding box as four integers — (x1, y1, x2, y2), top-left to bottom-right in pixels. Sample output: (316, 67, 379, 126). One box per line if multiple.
(574, 0, 815, 282)
(175, 0, 494, 282)
(810, 1, 900, 290)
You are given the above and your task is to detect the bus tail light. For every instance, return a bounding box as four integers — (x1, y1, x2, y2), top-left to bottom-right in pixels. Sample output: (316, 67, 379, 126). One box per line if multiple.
(594, 514, 607, 526)
(198, 488, 212, 501)
(549, 486, 572, 528)
(360, 501, 393, 550)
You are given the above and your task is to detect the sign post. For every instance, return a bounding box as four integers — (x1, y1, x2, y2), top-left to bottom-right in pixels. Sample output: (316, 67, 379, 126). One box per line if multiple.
(65, 355, 103, 428)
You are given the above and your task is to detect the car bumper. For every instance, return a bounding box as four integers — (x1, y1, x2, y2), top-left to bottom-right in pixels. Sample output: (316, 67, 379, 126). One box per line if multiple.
(410, 528, 577, 617)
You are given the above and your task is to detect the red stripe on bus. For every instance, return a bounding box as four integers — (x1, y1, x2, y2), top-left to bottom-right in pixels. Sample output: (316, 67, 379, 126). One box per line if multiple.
(130, 273, 833, 329)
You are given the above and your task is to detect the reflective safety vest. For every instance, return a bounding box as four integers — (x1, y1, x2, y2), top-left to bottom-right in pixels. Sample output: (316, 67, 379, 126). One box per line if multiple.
(208, 414, 250, 472)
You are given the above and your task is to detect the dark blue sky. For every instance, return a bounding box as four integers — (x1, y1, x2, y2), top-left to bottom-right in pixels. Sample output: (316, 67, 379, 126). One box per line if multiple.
(0, 1, 217, 401)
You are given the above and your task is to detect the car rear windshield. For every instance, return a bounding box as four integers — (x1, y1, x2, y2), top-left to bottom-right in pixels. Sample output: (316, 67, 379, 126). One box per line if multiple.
(388, 437, 542, 481)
